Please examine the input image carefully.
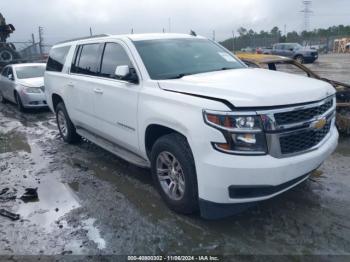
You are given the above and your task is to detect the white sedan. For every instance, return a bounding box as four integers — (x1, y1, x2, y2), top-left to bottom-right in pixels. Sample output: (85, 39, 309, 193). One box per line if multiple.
(0, 63, 47, 111)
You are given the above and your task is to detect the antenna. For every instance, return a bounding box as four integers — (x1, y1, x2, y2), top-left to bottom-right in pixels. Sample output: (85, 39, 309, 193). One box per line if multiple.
(300, 0, 313, 32)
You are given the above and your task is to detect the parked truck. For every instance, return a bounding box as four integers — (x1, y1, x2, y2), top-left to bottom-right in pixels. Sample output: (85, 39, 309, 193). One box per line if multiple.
(45, 34, 338, 219)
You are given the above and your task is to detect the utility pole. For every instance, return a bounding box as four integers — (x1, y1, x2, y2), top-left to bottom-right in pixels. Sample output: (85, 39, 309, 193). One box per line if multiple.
(300, 0, 312, 32)
(284, 24, 287, 36)
(212, 30, 215, 41)
(31, 33, 35, 45)
(89, 27, 93, 36)
(232, 30, 235, 52)
(131, 28, 134, 34)
(38, 26, 44, 56)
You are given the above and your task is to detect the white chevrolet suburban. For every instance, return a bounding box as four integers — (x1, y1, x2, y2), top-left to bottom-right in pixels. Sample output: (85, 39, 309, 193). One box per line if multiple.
(45, 33, 338, 219)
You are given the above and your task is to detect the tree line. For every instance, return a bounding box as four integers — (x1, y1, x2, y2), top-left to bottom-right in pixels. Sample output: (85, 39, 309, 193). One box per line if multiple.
(220, 25, 350, 51)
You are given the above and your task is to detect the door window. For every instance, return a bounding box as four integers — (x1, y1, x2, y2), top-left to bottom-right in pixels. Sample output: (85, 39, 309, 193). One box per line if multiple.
(7, 67, 13, 79)
(100, 43, 133, 79)
(46, 46, 71, 72)
(71, 43, 103, 76)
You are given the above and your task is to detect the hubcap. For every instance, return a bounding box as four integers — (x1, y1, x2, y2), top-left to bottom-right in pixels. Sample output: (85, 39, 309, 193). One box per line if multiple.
(156, 151, 185, 201)
(57, 110, 68, 138)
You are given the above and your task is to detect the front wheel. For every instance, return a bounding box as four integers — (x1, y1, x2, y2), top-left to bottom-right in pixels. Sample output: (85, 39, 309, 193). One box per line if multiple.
(295, 55, 304, 64)
(150, 133, 198, 214)
(56, 102, 80, 143)
(15, 92, 25, 112)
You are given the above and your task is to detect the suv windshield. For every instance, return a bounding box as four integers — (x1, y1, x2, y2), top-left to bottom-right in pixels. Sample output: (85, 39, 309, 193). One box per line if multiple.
(133, 38, 245, 80)
(15, 66, 45, 79)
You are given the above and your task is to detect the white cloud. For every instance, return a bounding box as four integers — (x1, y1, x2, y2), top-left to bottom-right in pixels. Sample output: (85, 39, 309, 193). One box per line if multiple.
(2, 0, 349, 44)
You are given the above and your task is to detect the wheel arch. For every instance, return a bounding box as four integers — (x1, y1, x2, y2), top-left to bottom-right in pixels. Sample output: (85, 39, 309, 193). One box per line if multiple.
(52, 93, 64, 112)
(144, 123, 189, 159)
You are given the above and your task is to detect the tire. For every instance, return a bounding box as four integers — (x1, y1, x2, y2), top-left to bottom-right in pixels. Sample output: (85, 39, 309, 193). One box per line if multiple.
(15, 92, 25, 112)
(150, 133, 198, 214)
(295, 55, 304, 64)
(0, 46, 21, 66)
(55, 102, 80, 143)
(0, 91, 6, 104)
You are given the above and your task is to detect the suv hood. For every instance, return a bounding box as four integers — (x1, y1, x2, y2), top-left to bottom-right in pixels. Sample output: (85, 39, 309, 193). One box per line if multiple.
(17, 77, 44, 88)
(158, 68, 335, 107)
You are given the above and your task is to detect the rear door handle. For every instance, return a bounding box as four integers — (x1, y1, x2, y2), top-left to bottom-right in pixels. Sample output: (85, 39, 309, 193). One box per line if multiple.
(93, 88, 103, 94)
(67, 82, 74, 88)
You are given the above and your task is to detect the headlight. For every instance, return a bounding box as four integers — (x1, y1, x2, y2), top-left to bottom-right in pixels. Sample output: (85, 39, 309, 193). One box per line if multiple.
(203, 110, 267, 155)
(23, 87, 41, 93)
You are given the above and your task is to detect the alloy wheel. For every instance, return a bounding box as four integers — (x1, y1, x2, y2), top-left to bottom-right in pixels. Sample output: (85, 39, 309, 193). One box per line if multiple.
(156, 151, 186, 201)
(57, 110, 68, 138)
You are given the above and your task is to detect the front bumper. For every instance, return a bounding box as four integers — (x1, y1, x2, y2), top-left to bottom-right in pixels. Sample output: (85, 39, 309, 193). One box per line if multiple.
(20, 92, 47, 108)
(194, 125, 338, 209)
(304, 55, 318, 63)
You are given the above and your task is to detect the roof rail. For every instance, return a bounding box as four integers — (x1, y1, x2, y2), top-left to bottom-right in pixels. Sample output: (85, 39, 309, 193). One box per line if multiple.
(56, 34, 111, 44)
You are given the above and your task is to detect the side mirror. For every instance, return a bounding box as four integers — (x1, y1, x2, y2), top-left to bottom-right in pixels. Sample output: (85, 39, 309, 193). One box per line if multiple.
(115, 65, 130, 78)
(115, 65, 138, 84)
(8, 74, 14, 81)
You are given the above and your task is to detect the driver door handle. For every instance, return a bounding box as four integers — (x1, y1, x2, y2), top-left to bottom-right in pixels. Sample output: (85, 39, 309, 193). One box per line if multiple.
(93, 88, 103, 94)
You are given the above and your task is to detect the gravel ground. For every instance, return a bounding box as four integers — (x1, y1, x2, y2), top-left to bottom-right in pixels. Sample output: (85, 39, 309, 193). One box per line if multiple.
(0, 54, 349, 260)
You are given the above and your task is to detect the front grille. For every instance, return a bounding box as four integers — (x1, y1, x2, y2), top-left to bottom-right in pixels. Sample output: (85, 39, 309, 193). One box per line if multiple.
(311, 52, 318, 57)
(274, 99, 333, 126)
(279, 122, 331, 154)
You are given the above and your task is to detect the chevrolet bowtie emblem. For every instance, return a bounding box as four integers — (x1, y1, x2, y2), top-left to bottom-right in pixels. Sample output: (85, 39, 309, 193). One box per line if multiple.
(311, 118, 327, 130)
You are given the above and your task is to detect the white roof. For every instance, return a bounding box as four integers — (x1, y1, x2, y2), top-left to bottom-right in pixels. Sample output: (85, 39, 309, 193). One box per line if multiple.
(54, 33, 206, 47)
(127, 33, 204, 41)
(12, 63, 46, 68)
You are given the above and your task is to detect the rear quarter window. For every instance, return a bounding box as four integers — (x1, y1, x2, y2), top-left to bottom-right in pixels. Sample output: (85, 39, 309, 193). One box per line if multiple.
(46, 46, 71, 72)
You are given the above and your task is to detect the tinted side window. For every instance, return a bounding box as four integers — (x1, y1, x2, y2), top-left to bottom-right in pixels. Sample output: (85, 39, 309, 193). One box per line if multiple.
(8, 67, 13, 76)
(1, 67, 8, 76)
(274, 44, 282, 50)
(71, 43, 103, 76)
(100, 43, 132, 79)
(46, 46, 71, 72)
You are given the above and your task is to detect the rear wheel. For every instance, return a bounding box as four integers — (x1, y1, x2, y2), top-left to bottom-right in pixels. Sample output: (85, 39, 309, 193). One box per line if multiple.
(151, 133, 198, 214)
(295, 55, 304, 64)
(15, 92, 25, 112)
(56, 102, 80, 143)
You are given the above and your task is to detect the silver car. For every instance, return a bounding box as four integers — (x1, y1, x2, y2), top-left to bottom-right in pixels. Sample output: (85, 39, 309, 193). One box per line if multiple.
(0, 63, 46, 111)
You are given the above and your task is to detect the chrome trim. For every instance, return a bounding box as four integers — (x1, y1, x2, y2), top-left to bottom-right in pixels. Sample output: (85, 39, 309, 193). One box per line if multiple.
(205, 95, 335, 157)
(267, 112, 335, 158)
(259, 95, 335, 132)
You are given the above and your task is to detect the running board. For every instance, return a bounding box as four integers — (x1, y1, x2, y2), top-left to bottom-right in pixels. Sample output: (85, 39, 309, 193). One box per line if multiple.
(76, 127, 150, 168)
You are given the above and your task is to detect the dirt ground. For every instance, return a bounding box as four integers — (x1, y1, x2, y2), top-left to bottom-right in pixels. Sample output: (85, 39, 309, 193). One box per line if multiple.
(0, 54, 349, 259)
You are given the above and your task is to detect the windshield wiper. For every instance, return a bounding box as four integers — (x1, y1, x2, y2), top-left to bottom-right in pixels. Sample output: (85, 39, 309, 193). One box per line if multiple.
(220, 67, 236, 70)
(167, 73, 190, 79)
